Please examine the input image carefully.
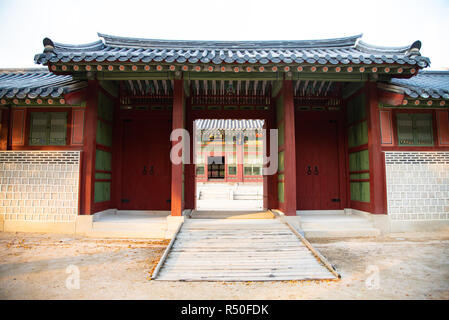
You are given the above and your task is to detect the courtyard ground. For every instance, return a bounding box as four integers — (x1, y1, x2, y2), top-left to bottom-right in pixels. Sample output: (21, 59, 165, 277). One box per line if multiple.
(0, 231, 448, 299)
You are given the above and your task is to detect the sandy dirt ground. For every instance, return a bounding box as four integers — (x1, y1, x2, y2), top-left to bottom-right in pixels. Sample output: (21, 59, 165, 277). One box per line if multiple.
(0, 231, 448, 300)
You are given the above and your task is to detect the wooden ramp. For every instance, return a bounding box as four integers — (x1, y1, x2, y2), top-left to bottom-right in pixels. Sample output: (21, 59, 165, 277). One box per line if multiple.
(154, 219, 338, 281)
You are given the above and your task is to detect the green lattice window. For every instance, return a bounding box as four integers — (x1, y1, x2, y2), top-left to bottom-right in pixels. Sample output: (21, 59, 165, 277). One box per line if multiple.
(244, 164, 262, 176)
(244, 150, 262, 176)
(98, 92, 114, 122)
(349, 149, 370, 203)
(350, 181, 370, 203)
(95, 149, 112, 171)
(196, 165, 205, 175)
(227, 156, 237, 175)
(94, 181, 111, 203)
(397, 113, 433, 146)
(348, 121, 368, 148)
(29, 112, 67, 146)
(278, 181, 284, 203)
(228, 166, 237, 175)
(347, 93, 368, 148)
(346, 94, 366, 124)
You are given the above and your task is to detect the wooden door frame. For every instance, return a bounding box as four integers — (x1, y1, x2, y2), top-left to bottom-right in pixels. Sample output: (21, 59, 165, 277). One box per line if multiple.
(187, 107, 275, 211)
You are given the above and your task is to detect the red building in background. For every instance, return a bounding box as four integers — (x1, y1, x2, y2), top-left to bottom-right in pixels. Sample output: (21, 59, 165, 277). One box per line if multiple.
(195, 119, 263, 183)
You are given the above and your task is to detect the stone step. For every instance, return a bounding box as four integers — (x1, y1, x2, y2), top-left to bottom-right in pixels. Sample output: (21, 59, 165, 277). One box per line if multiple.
(90, 222, 168, 239)
(87, 229, 166, 239)
(301, 221, 374, 229)
(93, 221, 166, 229)
(200, 195, 229, 200)
(303, 228, 381, 239)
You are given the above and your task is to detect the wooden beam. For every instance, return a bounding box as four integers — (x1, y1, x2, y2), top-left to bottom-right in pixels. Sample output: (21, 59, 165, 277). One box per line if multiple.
(95, 72, 173, 80)
(377, 88, 404, 106)
(187, 72, 281, 81)
(64, 89, 87, 105)
(296, 73, 368, 82)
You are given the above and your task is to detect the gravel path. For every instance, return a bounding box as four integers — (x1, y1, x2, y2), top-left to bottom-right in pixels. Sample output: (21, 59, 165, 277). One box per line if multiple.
(0, 231, 448, 299)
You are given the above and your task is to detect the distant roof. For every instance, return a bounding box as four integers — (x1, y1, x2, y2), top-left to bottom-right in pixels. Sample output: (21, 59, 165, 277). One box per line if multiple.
(195, 119, 264, 130)
(0, 69, 86, 99)
(34, 33, 430, 68)
(386, 71, 449, 100)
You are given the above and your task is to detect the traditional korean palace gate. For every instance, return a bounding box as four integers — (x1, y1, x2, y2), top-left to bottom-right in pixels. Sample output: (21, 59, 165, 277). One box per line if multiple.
(1, 32, 448, 235)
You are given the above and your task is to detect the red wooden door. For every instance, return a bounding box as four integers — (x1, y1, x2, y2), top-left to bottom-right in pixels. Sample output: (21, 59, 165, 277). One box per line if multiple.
(296, 113, 341, 210)
(121, 119, 171, 210)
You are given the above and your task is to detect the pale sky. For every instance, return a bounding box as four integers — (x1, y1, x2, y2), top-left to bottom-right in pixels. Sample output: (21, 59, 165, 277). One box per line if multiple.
(0, 0, 448, 70)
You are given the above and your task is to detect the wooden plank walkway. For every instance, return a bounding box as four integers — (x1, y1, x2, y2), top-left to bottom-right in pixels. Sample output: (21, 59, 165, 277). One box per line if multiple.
(154, 219, 338, 281)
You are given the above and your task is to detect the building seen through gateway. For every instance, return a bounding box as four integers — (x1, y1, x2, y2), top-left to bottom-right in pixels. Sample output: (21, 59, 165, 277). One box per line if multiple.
(194, 119, 264, 211)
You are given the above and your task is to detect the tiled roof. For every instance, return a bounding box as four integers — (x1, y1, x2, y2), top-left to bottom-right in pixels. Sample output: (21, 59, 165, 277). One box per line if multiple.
(195, 119, 264, 130)
(34, 33, 430, 68)
(0, 69, 86, 99)
(387, 71, 449, 100)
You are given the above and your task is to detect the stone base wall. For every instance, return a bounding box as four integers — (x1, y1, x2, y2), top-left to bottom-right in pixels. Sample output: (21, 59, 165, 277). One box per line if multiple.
(0, 151, 80, 223)
(385, 152, 449, 225)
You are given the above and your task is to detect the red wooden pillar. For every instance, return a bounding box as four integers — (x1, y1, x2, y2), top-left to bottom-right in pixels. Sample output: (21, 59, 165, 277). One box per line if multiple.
(79, 80, 98, 215)
(0, 108, 10, 150)
(367, 82, 387, 214)
(281, 80, 297, 215)
(237, 142, 244, 182)
(184, 97, 195, 210)
(171, 79, 185, 216)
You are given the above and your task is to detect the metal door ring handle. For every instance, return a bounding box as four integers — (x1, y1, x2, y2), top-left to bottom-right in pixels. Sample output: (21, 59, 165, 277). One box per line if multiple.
(306, 166, 312, 175)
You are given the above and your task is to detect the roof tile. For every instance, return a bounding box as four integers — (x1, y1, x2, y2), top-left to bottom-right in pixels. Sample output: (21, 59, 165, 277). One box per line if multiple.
(34, 33, 430, 68)
(0, 69, 87, 100)
(387, 71, 449, 100)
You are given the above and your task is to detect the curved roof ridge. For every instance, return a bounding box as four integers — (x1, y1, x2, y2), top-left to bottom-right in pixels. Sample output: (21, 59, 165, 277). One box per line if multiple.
(53, 40, 104, 52)
(97, 32, 362, 49)
(34, 33, 430, 68)
(356, 39, 421, 55)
